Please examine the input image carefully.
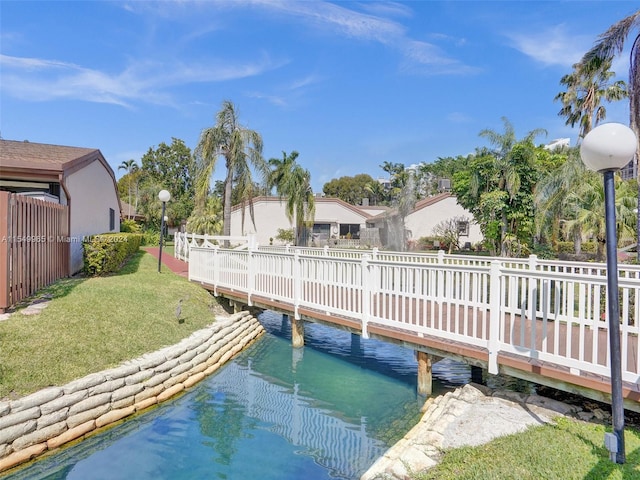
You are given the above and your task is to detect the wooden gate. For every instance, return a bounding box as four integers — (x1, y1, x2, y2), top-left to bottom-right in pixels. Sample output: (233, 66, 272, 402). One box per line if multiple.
(0, 192, 70, 312)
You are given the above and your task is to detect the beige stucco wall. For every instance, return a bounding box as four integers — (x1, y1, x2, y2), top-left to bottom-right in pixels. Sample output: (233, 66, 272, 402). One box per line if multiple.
(404, 196, 482, 245)
(230, 198, 370, 247)
(65, 161, 120, 273)
(230, 199, 294, 246)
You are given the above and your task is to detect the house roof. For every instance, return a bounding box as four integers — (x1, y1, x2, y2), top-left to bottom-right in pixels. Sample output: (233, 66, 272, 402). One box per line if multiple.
(120, 201, 144, 220)
(232, 195, 375, 219)
(368, 193, 454, 221)
(0, 139, 115, 181)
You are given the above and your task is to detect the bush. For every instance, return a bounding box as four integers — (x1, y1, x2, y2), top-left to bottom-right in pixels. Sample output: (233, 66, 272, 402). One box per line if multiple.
(417, 236, 448, 251)
(120, 219, 142, 233)
(142, 230, 160, 246)
(83, 233, 143, 276)
(556, 241, 574, 254)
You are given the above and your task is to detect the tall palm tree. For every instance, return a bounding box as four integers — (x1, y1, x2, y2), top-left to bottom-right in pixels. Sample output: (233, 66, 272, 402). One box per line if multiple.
(118, 159, 139, 219)
(268, 151, 315, 246)
(195, 101, 267, 241)
(555, 57, 628, 139)
(580, 9, 640, 258)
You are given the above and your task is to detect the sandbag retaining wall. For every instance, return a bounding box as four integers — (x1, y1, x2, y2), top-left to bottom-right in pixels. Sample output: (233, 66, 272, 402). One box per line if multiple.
(0, 311, 265, 473)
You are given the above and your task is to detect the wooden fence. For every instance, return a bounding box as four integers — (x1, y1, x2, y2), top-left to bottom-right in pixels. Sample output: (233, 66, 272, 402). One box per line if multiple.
(0, 192, 70, 312)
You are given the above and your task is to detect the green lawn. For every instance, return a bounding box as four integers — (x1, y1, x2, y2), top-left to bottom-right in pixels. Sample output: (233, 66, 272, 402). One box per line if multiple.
(415, 416, 640, 480)
(0, 250, 230, 399)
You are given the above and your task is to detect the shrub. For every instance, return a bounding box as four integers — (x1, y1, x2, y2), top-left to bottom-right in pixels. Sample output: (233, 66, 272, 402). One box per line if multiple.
(120, 219, 142, 233)
(142, 230, 160, 246)
(556, 241, 574, 254)
(83, 233, 143, 276)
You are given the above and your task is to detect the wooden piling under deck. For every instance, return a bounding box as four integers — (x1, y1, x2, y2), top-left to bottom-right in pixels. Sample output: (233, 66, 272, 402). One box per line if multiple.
(291, 317, 305, 348)
(416, 351, 433, 396)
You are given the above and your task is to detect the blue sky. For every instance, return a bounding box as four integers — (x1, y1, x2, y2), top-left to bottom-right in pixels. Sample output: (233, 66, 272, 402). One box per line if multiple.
(1, 1, 637, 192)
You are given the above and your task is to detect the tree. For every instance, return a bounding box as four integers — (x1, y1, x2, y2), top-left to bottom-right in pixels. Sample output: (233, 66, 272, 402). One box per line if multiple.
(580, 9, 640, 258)
(195, 101, 267, 241)
(555, 57, 627, 139)
(566, 173, 637, 260)
(268, 151, 315, 246)
(454, 118, 546, 256)
(535, 148, 586, 252)
(186, 196, 223, 235)
(117, 159, 139, 218)
(432, 215, 471, 253)
(322, 173, 375, 205)
(140, 138, 196, 226)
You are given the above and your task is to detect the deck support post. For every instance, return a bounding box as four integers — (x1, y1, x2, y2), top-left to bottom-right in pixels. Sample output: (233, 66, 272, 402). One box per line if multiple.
(471, 365, 484, 385)
(292, 318, 304, 348)
(416, 351, 432, 396)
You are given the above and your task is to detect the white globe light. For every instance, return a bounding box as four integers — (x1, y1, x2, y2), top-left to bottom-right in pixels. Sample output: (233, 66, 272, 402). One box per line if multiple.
(158, 189, 171, 202)
(580, 123, 637, 172)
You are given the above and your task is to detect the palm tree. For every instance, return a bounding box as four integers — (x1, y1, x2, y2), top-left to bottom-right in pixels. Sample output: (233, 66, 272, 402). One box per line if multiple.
(475, 117, 546, 256)
(580, 9, 640, 258)
(535, 148, 587, 253)
(195, 101, 267, 242)
(118, 159, 139, 219)
(567, 173, 637, 261)
(268, 151, 315, 246)
(555, 57, 628, 139)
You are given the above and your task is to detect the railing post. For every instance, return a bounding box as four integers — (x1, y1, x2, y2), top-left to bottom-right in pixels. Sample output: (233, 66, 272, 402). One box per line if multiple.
(247, 248, 254, 306)
(213, 245, 220, 296)
(361, 254, 371, 339)
(527, 254, 538, 349)
(293, 249, 301, 319)
(248, 233, 257, 251)
(488, 259, 502, 374)
(323, 245, 329, 256)
(437, 249, 445, 264)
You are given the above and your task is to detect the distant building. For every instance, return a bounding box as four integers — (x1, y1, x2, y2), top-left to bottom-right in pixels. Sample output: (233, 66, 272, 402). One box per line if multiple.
(620, 158, 637, 181)
(543, 138, 571, 151)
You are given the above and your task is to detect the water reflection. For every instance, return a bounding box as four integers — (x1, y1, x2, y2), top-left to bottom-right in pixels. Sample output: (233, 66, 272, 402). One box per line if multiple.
(4, 312, 425, 480)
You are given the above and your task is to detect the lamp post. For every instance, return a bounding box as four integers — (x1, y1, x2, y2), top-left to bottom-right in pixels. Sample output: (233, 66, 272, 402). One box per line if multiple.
(580, 122, 637, 464)
(158, 190, 171, 273)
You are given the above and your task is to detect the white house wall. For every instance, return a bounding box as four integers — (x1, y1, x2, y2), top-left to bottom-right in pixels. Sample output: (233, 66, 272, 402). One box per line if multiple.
(404, 196, 482, 245)
(230, 199, 294, 246)
(229, 198, 370, 247)
(65, 160, 120, 273)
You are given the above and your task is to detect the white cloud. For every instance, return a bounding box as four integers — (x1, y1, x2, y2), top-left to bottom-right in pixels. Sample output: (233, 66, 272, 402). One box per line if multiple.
(0, 53, 284, 107)
(505, 24, 592, 67)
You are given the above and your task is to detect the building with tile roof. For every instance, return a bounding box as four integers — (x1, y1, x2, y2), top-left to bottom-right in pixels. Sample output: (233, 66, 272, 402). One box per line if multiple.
(0, 139, 121, 273)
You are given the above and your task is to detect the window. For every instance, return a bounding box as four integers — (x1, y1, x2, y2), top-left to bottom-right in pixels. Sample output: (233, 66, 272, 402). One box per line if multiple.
(457, 220, 469, 236)
(109, 208, 115, 231)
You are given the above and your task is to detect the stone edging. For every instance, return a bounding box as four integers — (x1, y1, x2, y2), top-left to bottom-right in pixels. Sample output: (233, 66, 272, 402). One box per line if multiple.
(361, 383, 580, 480)
(0, 312, 265, 473)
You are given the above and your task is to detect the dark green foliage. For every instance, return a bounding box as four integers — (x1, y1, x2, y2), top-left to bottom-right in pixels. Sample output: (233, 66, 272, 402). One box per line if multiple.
(322, 173, 375, 205)
(83, 233, 143, 276)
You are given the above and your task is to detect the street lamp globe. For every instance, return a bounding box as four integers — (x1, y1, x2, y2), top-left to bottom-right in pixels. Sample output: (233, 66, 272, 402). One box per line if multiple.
(158, 190, 171, 203)
(580, 123, 637, 172)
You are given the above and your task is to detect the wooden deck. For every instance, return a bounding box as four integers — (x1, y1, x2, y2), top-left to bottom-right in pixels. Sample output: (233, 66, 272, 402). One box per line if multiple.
(206, 283, 640, 412)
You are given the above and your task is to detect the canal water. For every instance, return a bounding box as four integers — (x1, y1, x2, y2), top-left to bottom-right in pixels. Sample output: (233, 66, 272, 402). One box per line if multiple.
(3, 311, 474, 480)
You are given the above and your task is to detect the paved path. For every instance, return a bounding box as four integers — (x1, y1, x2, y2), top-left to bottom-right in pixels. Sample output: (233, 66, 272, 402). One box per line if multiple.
(143, 247, 189, 277)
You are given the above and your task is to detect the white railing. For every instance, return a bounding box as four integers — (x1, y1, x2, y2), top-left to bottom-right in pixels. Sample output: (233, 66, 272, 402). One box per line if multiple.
(188, 244, 640, 388)
(174, 232, 256, 262)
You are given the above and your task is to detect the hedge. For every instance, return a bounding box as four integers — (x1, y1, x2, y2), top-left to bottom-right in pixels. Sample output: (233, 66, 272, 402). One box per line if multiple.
(83, 233, 143, 276)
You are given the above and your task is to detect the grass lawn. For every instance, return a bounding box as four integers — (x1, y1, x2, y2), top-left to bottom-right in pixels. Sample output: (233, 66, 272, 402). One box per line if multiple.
(414, 416, 640, 480)
(0, 250, 230, 399)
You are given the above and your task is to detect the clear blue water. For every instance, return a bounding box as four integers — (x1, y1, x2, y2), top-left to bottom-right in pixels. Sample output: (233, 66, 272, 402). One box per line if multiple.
(3, 312, 474, 480)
